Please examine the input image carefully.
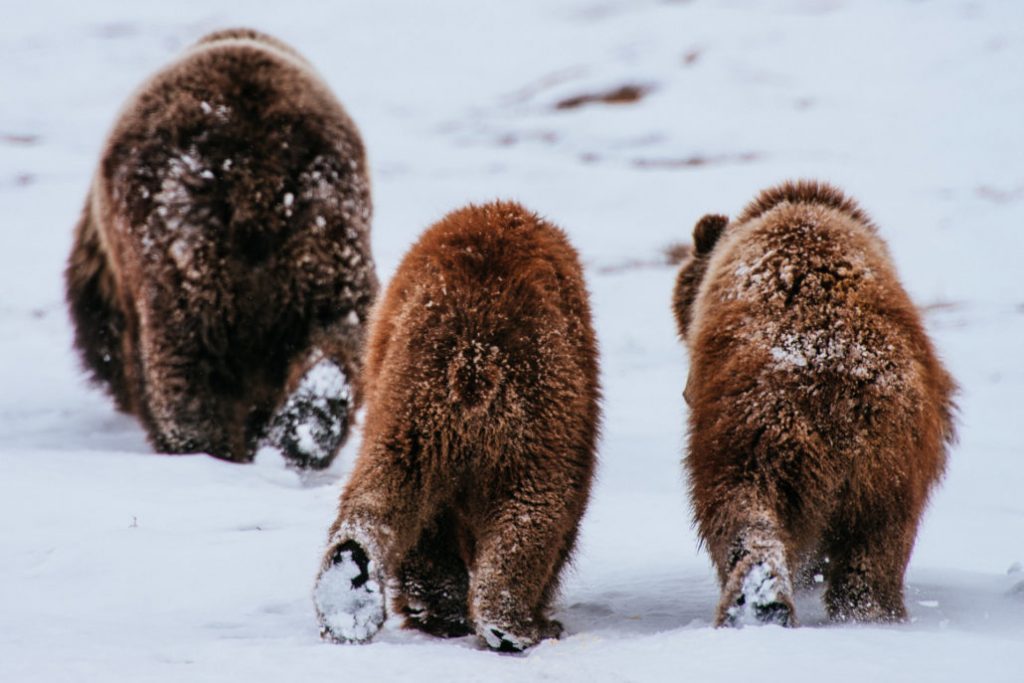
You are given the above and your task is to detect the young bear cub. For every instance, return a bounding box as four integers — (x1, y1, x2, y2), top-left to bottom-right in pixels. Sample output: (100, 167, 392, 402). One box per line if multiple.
(672, 180, 955, 626)
(313, 201, 600, 652)
(64, 29, 377, 467)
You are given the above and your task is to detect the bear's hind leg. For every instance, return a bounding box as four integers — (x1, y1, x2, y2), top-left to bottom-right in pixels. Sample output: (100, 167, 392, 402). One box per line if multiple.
(314, 537, 386, 644)
(709, 504, 797, 628)
(265, 347, 353, 470)
(469, 490, 577, 652)
(315, 439, 437, 644)
(65, 203, 132, 411)
(136, 292, 244, 461)
(394, 513, 471, 638)
(823, 509, 915, 623)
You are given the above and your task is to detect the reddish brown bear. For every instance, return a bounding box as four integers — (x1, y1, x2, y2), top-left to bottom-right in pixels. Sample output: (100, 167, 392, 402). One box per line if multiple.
(313, 201, 600, 652)
(65, 29, 377, 467)
(672, 180, 955, 626)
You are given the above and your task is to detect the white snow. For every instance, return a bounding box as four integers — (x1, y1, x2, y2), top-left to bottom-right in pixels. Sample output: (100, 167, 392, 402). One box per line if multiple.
(264, 356, 350, 464)
(769, 342, 808, 368)
(1, 1, 1023, 681)
(726, 563, 790, 628)
(297, 357, 350, 403)
(313, 547, 385, 644)
(294, 422, 317, 456)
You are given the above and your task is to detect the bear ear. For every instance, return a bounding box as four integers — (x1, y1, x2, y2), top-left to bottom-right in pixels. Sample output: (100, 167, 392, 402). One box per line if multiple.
(692, 214, 728, 255)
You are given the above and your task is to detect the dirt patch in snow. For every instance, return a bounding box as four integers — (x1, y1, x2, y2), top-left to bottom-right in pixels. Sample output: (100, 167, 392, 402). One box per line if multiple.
(555, 84, 652, 110)
(1, 133, 40, 146)
(631, 151, 761, 169)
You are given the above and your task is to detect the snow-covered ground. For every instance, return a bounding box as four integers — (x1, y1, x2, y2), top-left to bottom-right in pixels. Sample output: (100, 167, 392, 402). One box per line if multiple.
(2, 1, 1023, 680)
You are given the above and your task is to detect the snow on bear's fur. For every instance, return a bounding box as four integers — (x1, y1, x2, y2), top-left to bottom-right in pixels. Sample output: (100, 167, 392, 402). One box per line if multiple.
(64, 28, 377, 467)
(314, 201, 601, 651)
(673, 180, 956, 626)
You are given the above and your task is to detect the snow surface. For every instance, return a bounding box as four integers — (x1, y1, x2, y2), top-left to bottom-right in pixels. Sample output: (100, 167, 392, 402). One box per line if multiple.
(2, 0, 1023, 681)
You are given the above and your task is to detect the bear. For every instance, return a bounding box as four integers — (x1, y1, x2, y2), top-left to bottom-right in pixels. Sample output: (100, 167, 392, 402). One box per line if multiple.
(312, 201, 601, 652)
(671, 180, 956, 626)
(64, 28, 378, 468)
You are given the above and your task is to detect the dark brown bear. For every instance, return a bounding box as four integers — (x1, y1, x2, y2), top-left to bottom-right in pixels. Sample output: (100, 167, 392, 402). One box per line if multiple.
(312, 201, 600, 652)
(65, 28, 377, 467)
(672, 180, 956, 627)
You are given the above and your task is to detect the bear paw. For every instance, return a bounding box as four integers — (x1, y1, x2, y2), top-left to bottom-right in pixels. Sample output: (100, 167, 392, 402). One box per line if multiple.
(403, 602, 472, 638)
(718, 561, 796, 628)
(267, 357, 351, 470)
(314, 540, 385, 643)
(477, 618, 562, 653)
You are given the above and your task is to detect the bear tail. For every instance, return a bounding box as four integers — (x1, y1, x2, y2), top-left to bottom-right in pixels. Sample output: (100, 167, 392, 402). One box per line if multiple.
(446, 338, 506, 415)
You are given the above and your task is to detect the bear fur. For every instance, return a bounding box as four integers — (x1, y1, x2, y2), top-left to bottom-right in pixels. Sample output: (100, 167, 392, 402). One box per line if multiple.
(313, 201, 600, 651)
(65, 28, 378, 467)
(672, 180, 956, 626)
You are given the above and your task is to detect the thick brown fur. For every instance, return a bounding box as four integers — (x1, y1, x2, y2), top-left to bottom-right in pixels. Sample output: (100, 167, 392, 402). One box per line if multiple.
(672, 180, 956, 626)
(314, 201, 600, 651)
(65, 29, 377, 466)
